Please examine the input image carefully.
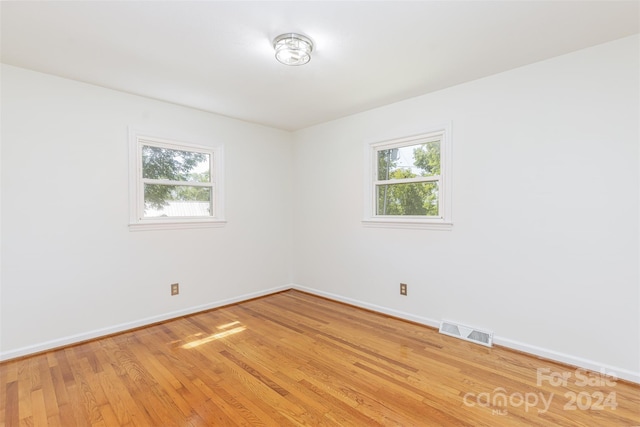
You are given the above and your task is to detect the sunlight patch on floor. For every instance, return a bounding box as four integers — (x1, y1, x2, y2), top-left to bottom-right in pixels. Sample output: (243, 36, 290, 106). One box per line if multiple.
(182, 322, 246, 349)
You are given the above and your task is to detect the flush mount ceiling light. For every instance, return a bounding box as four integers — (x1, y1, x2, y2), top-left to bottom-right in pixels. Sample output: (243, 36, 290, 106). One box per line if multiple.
(273, 33, 313, 66)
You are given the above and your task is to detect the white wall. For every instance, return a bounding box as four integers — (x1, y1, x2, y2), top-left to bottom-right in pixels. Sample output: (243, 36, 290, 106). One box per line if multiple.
(2, 35, 639, 382)
(0, 65, 293, 357)
(292, 35, 640, 380)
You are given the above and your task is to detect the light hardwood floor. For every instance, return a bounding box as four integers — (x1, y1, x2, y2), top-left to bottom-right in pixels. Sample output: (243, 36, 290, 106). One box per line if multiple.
(1, 290, 638, 426)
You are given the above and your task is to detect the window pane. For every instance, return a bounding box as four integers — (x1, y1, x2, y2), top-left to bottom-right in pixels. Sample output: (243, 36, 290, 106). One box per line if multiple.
(377, 141, 440, 180)
(144, 184, 212, 217)
(376, 181, 439, 216)
(142, 145, 210, 182)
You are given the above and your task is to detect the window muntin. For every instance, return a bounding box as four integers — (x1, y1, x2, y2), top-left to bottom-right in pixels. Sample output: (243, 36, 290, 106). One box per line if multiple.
(365, 126, 451, 229)
(129, 131, 225, 230)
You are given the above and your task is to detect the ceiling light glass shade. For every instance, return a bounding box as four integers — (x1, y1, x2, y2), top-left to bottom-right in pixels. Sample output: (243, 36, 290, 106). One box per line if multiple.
(273, 33, 313, 66)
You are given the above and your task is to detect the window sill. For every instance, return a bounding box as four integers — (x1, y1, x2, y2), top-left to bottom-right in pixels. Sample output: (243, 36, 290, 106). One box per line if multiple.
(362, 218, 452, 231)
(129, 219, 227, 231)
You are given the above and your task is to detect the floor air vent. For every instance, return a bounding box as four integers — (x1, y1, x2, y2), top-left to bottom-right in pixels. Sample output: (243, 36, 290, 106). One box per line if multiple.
(439, 320, 493, 347)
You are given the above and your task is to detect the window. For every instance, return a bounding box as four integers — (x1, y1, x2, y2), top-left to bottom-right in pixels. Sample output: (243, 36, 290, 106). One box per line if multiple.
(129, 130, 225, 230)
(364, 125, 452, 229)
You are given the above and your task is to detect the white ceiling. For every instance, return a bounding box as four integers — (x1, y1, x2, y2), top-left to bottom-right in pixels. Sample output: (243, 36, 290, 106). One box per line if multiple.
(1, 1, 638, 131)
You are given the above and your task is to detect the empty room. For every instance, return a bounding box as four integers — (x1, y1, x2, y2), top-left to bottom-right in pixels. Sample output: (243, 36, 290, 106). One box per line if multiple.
(1, 1, 639, 426)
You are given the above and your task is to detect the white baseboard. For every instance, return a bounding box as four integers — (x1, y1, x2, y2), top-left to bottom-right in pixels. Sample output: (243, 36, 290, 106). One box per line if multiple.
(492, 336, 640, 385)
(0, 284, 290, 362)
(293, 284, 442, 328)
(4, 283, 639, 385)
(292, 284, 640, 384)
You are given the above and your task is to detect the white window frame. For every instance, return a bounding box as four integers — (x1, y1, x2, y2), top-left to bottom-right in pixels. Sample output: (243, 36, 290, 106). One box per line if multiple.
(363, 123, 452, 230)
(128, 129, 225, 231)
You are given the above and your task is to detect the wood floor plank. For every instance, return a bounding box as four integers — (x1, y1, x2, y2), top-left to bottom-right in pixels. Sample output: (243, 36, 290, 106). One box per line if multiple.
(4, 381, 19, 426)
(16, 362, 34, 424)
(1, 290, 638, 426)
